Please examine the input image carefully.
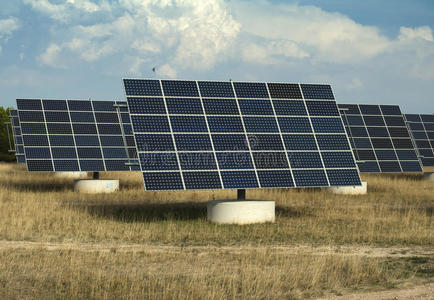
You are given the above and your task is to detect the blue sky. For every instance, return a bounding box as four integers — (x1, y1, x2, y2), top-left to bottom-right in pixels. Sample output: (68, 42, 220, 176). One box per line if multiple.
(0, 0, 433, 113)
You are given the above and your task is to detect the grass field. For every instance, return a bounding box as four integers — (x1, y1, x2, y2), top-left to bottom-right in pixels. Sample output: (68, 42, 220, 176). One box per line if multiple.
(0, 163, 432, 299)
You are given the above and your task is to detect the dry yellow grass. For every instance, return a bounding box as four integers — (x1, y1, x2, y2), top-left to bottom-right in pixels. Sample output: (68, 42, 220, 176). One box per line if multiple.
(0, 163, 432, 299)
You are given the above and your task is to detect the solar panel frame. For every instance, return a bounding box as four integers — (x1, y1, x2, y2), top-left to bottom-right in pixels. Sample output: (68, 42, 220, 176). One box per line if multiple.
(16, 99, 139, 172)
(9, 109, 26, 163)
(404, 114, 434, 167)
(125, 79, 362, 191)
(339, 104, 423, 172)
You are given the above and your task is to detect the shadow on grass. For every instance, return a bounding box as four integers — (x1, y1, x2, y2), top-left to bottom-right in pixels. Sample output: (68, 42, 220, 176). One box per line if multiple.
(276, 205, 315, 218)
(8, 180, 74, 192)
(72, 202, 207, 222)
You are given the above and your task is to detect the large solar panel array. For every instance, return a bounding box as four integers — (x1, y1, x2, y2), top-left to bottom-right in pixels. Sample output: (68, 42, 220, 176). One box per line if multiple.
(16, 99, 139, 172)
(338, 104, 422, 173)
(9, 109, 26, 163)
(404, 114, 434, 166)
(124, 79, 362, 191)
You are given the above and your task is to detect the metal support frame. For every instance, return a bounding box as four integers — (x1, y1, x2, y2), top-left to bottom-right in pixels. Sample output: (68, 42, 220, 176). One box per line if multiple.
(93, 172, 100, 180)
(237, 189, 246, 200)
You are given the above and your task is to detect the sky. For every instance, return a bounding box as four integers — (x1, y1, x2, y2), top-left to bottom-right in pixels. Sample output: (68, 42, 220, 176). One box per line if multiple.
(0, 0, 433, 113)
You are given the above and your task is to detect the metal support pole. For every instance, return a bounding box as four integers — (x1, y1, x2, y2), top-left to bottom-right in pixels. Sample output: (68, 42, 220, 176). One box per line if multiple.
(93, 172, 100, 180)
(237, 189, 246, 200)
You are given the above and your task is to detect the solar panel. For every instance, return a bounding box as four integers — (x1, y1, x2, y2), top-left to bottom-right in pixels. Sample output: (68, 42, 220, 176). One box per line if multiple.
(339, 104, 423, 173)
(16, 99, 139, 172)
(404, 114, 434, 166)
(9, 110, 26, 163)
(124, 79, 362, 191)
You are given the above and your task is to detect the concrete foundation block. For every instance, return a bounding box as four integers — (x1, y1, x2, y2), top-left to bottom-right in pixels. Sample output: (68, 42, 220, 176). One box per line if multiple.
(74, 179, 119, 194)
(207, 200, 275, 224)
(327, 181, 367, 195)
(423, 172, 434, 181)
(54, 172, 88, 179)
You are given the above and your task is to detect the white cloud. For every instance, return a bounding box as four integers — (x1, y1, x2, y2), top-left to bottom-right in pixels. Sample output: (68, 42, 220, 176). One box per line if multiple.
(399, 26, 434, 42)
(0, 17, 20, 54)
(347, 77, 363, 90)
(156, 64, 177, 78)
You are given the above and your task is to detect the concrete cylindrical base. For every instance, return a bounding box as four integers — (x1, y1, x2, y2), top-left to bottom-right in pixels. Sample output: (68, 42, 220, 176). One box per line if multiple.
(74, 179, 119, 194)
(327, 181, 368, 195)
(207, 200, 275, 224)
(423, 172, 434, 181)
(54, 172, 88, 179)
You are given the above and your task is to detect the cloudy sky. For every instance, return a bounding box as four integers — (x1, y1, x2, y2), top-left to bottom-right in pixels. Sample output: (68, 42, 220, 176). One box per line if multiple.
(0, 0, 433, 113)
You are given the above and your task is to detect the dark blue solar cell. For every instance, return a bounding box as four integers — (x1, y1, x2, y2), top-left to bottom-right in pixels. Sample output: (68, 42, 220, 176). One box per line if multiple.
(126, 136, 136, 147)
(306, 101, 339, 116)
(252, 152, 289, 169)
(316, 135, 350, 150)
(103, 148, 128, 159)
(357, 150, 376, 160)
(293, 169, 328, 187)
(380, 105, 401, 115)
(409, 122, 424, 131)
(268, 83, 302, 99)
(179, 152, 217, 170)
(17, 99, 42, 110)
(15, 136, 23, 145)
(207, 116, 244, 133)
(42, 100, 67, 110)
(288, 151, 322, 168)
(68, 100, 92, 111)
(140, 153, 179, 170)
(272, 100, 307, 115)
(425, 123, 434, 130)
(170, 116, 208, 132)
(278, 117, 312, 133)
(44, 111, 70, 123)
(174, 134, 212, 151)
(233, 82, 268, 98)
(25, 147, 51, 159)
(322, 152, 356, 168)
(166, 98, 203, 114)
(23, 135, 49, 146)
(27, 160, 53, 171)
(375, 150, 397, 160)
(419, 149, 434, 157)
(388, 127, 410, 138)
(405, 114, 421, 122)
(420, 114, 434, 122)
(396, 150, 418, 160)
(51, 148, 77, 159)
(121, 113, 130, 123)
(244, 117, 279, 133)
(53, 160, 79, 171)
(198, 81, 235, 97)
(282, 134, 317, 150)
(392, 139, 414, 149)
(422, 157, 434, 166)
(95, 113, 119, 123)
(360, 105, 381, 115)
(100, 136, 124, 147)
(353, 138, 372, 149)
(21, 123, 46, 134)
(400, 161, 422, 172)
(220, 171, 259, 189)
(371, 138, 393, 149)
(131, 116, 170, 133)
(79, 160, 105, 171)
(143, 172, 183, 190)
(300, 84, 334, 100)
(311, 117, 344, 133)
(367, 127, 389, 137)
(363, 116, 385, 126)
(16, 145, 24, 153)
(349, 127, 368, 137)
(258, 170, 294, 188)
(327, 169, 361, 186)
(238, 99, 273, 115)
(73, 124, 97, 134)
(92, 101, 115, 112)
(77, 148, 102, 159)
(419, 131, 432, 139)
(162, 80, 199, 97)
(19, 111, 44, 122)
(70, 112, 95, 123)
(216, 152, 254, 169)
(124, 79, 162, 96)
(10, 110, 18, 116)
(127, 97, 166, 114)
(123, 124, 133, 134)
(211, 134, 249, 151)
(379, 161, 401, 172)
(182, 171, 221, 189)
(47, 123, 72, 134)
(98, 124, 121, 135)
(346, 116, 364, 126)
(105, 160, 130, 171)
(75, 135, 100, 146)
(358, 161, 380, 172)
(11, 117, 20, 127)
(384, 116, 405, 126)
(248, 134, 283, 150)
(17, 156, 26, 163)
(135, 134, 173, 151)
(202, 99, 239, 115)
(338, 104, 360, 115)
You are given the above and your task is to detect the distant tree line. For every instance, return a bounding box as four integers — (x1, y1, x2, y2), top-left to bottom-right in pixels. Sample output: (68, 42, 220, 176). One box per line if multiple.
(0, 106, 16, 162)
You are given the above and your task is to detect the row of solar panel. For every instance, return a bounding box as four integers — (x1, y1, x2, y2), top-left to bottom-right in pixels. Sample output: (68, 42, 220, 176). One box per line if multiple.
(26, 159, 138, 172)
(124, 80, 335, 99)
(17, 111, 130, 123)
(127, 97, 340, 116)
(16, 99, 129, 112)
(141, 169, 361, 190)
(405, 114, 434, 166)
(19, 123, 133, 135)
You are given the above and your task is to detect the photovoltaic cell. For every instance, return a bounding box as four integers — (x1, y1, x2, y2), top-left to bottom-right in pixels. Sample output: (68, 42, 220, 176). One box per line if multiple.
(125, 79, 361, 191)
(404, 114, 434, 166)
(339, 104, 422, 172)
